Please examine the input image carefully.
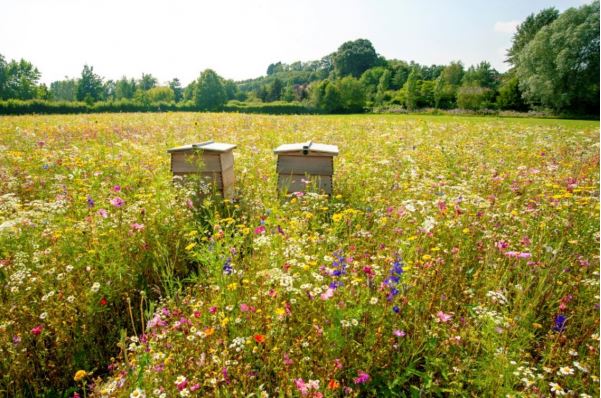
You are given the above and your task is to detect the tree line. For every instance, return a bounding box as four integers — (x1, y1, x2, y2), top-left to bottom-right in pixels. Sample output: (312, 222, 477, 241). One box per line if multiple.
(0, 1, 598, 116)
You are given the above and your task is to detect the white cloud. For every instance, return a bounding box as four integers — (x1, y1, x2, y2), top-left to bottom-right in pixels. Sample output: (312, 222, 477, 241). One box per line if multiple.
(494, 20, 519, 34)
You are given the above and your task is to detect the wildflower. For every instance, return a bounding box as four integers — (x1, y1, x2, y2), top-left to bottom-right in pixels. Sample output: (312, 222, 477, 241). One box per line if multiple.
(100, 297, 108, 306)
(97, 208, 108, 218)
(327, 379, 340, 389)
(175, 375, 187, 391)
(254, 226, 266, 234)
(223, 258, 233, 275)
(353, 370, 370, 384)
(553, 314, 567, 332)
(113, 185, 121, 192)
(130, 388, 146, 398)
(31, 324, 43, 336)
(436, 311, 453, 323)
(369, 297, 378, 305)
(320, 288, 334, 300)
(86, 195, 95, 208)
(393, 329, 406, 337)
(573, 361, 588, 373)
(254, 334, 266, 344)
(549, 382, 565, 395)
(12, 335, 21, 345)
(557, 366, 574, 376)
(73, 370, 87, 381)
(294, 379, 308, 395)
(110, 197, 124, 208)
(91, 282, 101, 293)
(131, 223, 144, 232)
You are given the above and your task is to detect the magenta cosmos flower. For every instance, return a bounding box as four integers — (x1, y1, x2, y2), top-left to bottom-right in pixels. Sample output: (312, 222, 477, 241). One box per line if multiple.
(110, 197, 124, 208)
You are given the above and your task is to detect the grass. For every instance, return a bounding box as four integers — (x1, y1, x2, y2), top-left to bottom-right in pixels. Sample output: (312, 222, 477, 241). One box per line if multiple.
(0, 112, 598, 397)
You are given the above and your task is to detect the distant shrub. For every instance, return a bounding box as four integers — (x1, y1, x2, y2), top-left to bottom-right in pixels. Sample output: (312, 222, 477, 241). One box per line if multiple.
(223, 101, 317, 114)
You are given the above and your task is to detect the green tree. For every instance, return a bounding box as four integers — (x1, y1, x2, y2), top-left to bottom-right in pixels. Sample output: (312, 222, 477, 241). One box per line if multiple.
(50, 78, 78, 101)
(139, 73, 157, 91)
(267, 78, 283, 102)
(457, 85, 495, 110)
(76, 65, 103, 103)
(169, 78, 183, 102)
(223, 80, 238, 101)
(337, 76, 366, 113)
(3, 59, 42, 100)
(497, 73, 528, 111)
(403, 68, 420, 110)
(439, 61, 464, 86)
(0, 55, 7, 99)
(333, 39, 381, 77)
(146, 86, 175, 103)
(462, 61, 500, 90)
(375, 69, 391, 104)
(515, 1, 599, 113)
(115, 77, 137, 99)
(419, 80, 436, 108)
(507, 7, 559, 65)
(194, 69, 226, 110)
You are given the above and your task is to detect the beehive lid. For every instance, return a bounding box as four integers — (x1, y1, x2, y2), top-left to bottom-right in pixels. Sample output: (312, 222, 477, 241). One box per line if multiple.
(167, 140, 236, 153)
(273, 141, 339, 155)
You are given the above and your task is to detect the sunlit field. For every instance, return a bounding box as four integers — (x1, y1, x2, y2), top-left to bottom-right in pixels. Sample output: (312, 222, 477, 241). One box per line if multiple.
(0, 113, 598, 397)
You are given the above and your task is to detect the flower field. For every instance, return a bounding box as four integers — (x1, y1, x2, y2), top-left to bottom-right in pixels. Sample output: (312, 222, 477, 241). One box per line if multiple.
(0, 113, 599, 397)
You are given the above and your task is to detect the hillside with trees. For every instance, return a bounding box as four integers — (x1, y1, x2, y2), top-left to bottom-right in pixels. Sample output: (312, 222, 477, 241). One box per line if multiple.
(0, 1, 598, 116)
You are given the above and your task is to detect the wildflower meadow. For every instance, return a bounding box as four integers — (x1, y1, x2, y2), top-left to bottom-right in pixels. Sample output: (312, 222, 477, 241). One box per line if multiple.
(0, 113, 599, 397)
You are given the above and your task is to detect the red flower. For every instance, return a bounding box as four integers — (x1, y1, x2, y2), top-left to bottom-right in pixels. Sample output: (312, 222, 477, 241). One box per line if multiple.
(254, 334, 266, 344)
(31, 324, 44, 336)
(100, 297, 108, 306)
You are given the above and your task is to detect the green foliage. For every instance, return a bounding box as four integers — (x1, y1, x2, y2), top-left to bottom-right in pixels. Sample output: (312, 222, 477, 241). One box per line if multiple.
(50, 79, 78, 101)
(515, 1, 600, 114)
(76, 65, 103, 103)
(223, 100, 314, 114)
(145, 86, 175, 103)
(403, 68, 421, 111)
(138, 73, 158, 91)
(497, 74, 528, 111)
(507, 7, 559, 65)
(0, 58, 42, 100)
(169, 78, 184, 102)
(462, 61, 500, 90)
(115, 77, 137, 100)
(194, 69, 227, 111)
(456, 85, 496, 110)
(333, 39, 381, 77)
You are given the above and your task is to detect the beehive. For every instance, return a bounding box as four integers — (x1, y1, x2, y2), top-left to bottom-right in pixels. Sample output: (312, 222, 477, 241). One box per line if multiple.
(167, 140, 236, 199)
(273, 140, 339, 195)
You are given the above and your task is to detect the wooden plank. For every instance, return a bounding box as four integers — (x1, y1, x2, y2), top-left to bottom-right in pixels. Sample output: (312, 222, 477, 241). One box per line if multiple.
(221, 166, 235, 189)
(219, 151, 234, 171)
(277, 155, 333, 175)
(171, 152, 222, 173)
(278, 174, 332, 194)
(172, 171, 222, 188)
(274, 150, 335, 157)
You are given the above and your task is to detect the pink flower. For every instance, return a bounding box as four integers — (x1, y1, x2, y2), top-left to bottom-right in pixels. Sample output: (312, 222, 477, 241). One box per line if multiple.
(110, 197, 124, 208)
(112, 185, 121, 192)
(240, 303, 250, 312)
(393, 329, 406, 337)
(496, 240, 509, 251)
(209, 306, 218, 314)
(131, 223, 144, 232)
(283, 353, 294, 366)
(436, 311, 453, 323)
(31, 324, 43, 336)
(190, 384, 200, 391)
(353, 371, 370, 384)
(320, 288, 334, 300)
(254, 226, 266, 235)
(295, 378, 309, 395)
(97, 208, 108, 218)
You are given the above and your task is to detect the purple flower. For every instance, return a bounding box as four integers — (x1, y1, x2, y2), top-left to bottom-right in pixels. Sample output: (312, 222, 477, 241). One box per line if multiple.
(97, 208, 108, 218)
(112, 185, 121, 192)
(86, 195, 95, 208)
(110, 197, 124, 208)
(393, 329, 406, 337)
(553, 314, 567, 332)
(223, 258, 233, 275)
(393, 305, 400, 313)
(353, 370, 370, 384)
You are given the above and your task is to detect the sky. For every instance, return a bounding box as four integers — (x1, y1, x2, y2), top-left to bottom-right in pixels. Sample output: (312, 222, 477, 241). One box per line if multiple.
(1, 0, 590, 86)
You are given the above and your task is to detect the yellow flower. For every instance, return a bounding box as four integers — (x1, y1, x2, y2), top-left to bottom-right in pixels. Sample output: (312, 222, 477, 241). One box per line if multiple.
(73, 370, 87, 381)
(332, 213, 343, 222)
(185, 242, 197, 251)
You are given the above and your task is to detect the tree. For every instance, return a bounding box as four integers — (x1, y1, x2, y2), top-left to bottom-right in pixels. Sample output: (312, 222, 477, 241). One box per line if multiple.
(457, 85, 495, 110)
(497, 74, 528, 111)
(139, 73, 157, 91)
(375, 69, 391, 104)
(403, 68, 420, 110)
(337, 76, 366, 113)
(3, 59, 42, 100)
(515, 1, 599, 113)
(169, 78, 183, 102)
(115, 77, 137, 99)
(146, 86, 175, 103)
(267, 62, 284, 75)
(0, 55, 7, 99)
(507, 7, 559, 65)
(50, 78, 78, 101)
(419, 80, 436, 108)
(462, 61, 500, 90)
(267, 78, 283, 102)
(439, 61, 464, 86)
(333, 39, 380, 77)
(194, 69, 226, 110)
(76, 65, 103, 103)
(223, 80, 238, 101)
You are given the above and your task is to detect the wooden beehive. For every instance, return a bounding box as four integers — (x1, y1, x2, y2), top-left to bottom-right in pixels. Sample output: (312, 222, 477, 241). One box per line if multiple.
(273, 140, 339, 195)
(167, 140, 236, 199)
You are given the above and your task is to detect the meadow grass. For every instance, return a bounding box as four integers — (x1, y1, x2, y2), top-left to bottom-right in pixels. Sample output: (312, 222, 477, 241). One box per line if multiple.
(0, 113, 598, 397)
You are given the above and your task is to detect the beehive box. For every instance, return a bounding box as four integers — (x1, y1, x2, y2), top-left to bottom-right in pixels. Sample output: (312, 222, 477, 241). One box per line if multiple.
(167, 140, 236, 199)
(273, 140, 339, 195)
